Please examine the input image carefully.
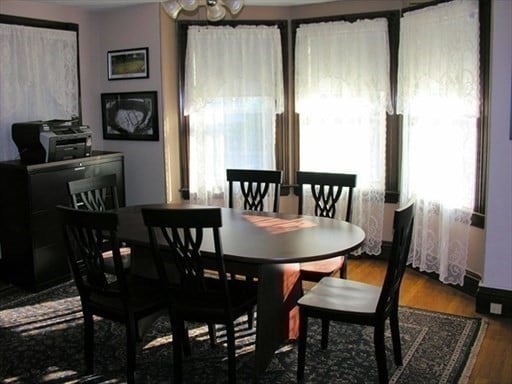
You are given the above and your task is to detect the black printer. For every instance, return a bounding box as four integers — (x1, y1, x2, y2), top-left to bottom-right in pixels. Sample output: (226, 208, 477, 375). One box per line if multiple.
(12, 119, 92, 164)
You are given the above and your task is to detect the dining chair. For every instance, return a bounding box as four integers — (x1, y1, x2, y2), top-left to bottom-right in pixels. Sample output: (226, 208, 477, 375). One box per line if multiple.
(67, 174, 131, 271)
(142, 207, 258, 384)
(226, 168, 282, 331)
(297, 201, 415, 384)
(57, 205, 167, 384)
(296, 170, 357, 281)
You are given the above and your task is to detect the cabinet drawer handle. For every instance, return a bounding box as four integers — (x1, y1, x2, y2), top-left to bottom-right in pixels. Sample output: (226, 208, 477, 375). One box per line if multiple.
(74, 167, 85, 171)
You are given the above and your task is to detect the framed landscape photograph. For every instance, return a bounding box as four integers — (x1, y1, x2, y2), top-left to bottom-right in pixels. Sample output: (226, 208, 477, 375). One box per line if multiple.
(101, 91, 159, 141)
(107, 47, 148, 80)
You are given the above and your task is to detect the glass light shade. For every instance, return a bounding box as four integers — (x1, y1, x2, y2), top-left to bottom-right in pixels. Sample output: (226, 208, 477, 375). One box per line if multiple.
(179, 0, 199, 11)
(207, 3, 226, 21)
(222, 0, 244, 15)
(162, 0, 182, 19)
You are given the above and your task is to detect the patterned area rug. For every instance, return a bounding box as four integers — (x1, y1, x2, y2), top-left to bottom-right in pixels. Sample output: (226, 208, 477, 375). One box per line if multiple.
(0, 281, 486, 383)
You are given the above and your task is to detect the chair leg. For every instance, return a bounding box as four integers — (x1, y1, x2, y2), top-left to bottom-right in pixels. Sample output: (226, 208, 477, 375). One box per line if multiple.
(246, 276, 255, 330)
(340, 259, 347, 279)
(83, 311, 94, 374)
(171, 315, 184, 384)
(183, 322, 191, 357)
(320, 318, 330, 349)
(374, 322, 389, 384)
(225, 322, 237, 384)
(208, 323, 217, 348)
(126, 320, 137, 384)
(247, 305, 255, 330)
(297, 309, 308, 384)
(390, 308, 403, 365)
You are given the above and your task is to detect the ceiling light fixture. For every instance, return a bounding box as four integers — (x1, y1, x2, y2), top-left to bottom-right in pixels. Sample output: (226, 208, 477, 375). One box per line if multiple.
(162, 0, 244, 22)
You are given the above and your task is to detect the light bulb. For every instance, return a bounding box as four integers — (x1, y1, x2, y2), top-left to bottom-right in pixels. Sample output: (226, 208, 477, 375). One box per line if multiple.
(179, 0, 199, 12)
(162, 0, 182, 19)
(222, 0, 244, 15)
(207, 3, 226, 21)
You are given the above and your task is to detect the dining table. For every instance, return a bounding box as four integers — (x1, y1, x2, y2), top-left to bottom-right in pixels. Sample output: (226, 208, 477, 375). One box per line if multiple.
(115, 203, 365, 378)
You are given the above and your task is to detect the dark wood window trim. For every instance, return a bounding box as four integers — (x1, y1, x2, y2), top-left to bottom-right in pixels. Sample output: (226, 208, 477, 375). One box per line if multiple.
(176, 20, 289, 200)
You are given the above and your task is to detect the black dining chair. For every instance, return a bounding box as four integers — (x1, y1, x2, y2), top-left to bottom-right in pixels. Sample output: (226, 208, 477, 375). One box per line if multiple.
(296, 171, 357, 282)
(67, 174, 131, 271)
(57, 205, 167, 384)
(226, 168, 282, 330)
(142, 207, 258, 384)
(297, 201, 415, 384)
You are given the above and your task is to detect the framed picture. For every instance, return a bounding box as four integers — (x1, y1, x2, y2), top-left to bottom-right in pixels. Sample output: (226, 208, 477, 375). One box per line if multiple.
(107, 47, 148, 80)
(101, 91, 159, 141)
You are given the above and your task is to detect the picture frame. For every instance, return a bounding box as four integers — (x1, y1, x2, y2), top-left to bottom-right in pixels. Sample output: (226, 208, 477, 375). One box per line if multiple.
(107, 47, 148, 80)
(101, 91, 159, 141)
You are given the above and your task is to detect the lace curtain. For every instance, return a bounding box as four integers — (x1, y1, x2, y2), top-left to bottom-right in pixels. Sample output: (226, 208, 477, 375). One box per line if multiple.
(397, 0, 480, 285)
(0, 23, 79, 161)
(295, 19, 391, 255)
(184, 25, 284, 207)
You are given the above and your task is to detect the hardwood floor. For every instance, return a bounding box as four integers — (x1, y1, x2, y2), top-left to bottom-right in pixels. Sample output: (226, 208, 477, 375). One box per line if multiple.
(344, 258, 512, 384)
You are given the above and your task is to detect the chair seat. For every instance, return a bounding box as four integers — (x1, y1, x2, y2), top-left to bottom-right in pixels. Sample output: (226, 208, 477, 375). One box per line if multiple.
(102, 246, 132, 271)
(88, 276, 166, 318)
(298, 276, 380, 315)
(299, 256, 345, 282)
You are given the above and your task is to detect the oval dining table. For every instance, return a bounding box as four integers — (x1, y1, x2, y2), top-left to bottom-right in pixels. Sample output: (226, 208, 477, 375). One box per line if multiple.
(115, 203, 365, 379)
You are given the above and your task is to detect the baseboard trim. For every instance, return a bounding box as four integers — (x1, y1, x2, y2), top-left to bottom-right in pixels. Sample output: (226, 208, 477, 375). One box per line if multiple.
(368, 241, 481, 297)
(476, 286, 512, 317)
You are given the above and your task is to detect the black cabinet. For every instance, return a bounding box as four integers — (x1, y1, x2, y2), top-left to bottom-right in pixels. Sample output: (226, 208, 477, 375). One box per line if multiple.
(0, 151, 125, 291)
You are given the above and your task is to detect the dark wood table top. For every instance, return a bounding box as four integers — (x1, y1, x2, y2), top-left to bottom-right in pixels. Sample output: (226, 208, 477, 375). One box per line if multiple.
(116, 203, 365, 264)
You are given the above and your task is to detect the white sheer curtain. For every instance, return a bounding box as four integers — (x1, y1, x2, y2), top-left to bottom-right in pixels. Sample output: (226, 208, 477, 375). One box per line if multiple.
(0, 23, 79, 161)
(184, 25, 284, 207)
(295, 19, 391, 255)
(397, 0, 480, 285)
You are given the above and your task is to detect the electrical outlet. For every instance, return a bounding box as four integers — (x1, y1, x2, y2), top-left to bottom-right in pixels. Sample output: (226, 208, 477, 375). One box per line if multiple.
(490, 302, 502, 315)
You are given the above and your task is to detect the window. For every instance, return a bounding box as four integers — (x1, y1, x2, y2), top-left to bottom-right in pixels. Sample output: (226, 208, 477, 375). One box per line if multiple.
(0, 15, 80, 162)
(397, 0, 482, 285)
(294, 17, 392, 255)
(176, 21, 288, 205)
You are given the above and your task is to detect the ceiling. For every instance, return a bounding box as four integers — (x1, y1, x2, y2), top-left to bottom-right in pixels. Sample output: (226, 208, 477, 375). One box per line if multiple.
(30, 0, 339, 11)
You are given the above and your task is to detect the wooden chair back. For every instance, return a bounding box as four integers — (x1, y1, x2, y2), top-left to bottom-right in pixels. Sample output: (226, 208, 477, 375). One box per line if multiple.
(57, 205, 127, 303)
(142, 207, 229, 305)
(226, 169, 282, 213)
(377, 200, 415, 317)
(296, 171, 357, 221)
(67, 174, 120, 211)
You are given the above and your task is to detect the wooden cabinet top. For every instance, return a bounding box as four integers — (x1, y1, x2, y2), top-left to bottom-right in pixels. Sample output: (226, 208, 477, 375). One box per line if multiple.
(0, 151, 123, 173)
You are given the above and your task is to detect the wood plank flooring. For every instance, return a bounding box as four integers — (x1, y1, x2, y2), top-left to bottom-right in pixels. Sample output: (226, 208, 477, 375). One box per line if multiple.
(340, 258, 512, 384)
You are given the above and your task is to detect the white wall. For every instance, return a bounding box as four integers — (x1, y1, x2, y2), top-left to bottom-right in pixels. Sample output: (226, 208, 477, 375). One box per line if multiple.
(95, 4, 166, 206)
(481, 0, 512, 291)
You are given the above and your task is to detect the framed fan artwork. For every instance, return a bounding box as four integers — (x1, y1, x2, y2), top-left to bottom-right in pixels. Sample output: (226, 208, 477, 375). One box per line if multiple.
(101, 91, 159, 141)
